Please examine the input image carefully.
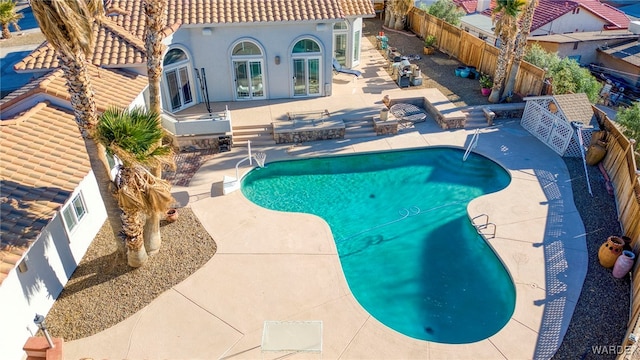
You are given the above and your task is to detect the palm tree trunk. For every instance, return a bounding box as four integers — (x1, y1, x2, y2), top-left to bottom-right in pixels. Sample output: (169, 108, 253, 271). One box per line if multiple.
(144, 212, 162, 255)
(57, 53, 124, 252)
(123, 211, 148, 267)
(2, 24, 11, 39)
(388, 12, 396, 29)
(393, 15, 404, 30)
(144, 0, 165, 118)
(488, 37, 513, 103)
(384, 7, 392, 27)
(142, 0, 168, 254)
(504, 0, 537, 96)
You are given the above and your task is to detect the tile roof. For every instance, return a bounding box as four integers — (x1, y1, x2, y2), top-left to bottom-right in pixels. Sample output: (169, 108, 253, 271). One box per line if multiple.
(15, 0, 375, 72)
(2, 65, 149, 114)
(453, 0, 479, 14)
(482, 0, 630, 32)
(14, 17, 147, 72)
(1, 103, 89, 285)
(554, 93, 594, 125)
(0, 65, 147, 285)
(577, 0, 630, 30)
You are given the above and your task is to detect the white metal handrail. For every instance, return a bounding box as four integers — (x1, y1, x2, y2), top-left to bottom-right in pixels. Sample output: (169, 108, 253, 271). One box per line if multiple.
(463, 129, 480, 161)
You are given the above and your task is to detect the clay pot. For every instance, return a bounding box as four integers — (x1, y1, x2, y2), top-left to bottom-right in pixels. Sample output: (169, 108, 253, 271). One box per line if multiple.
(481, 88, 491, 96)
(586, 140, 607, 166)
(166, 208, 178, 223)
(612, 250, 636, 278)
(598, 236, 625, 268)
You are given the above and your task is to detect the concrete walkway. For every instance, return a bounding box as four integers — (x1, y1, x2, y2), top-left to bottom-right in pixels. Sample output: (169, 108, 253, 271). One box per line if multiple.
(63, 38, 587, 360)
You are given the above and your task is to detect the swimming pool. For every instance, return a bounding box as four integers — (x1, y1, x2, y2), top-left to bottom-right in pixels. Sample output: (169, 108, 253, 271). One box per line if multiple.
(241, 147, 515, 343)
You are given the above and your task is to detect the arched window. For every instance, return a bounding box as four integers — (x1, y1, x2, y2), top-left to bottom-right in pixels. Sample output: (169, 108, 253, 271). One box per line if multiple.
(231, 40, 265, 99)
(291, 38, 322, 96)
(163, 48, 194, 112)
(233, 42, 262, 56)
(292, 39, 321, 53)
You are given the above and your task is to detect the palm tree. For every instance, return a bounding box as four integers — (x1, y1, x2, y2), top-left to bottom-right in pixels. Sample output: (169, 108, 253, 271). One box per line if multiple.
(0, 0, 23, 39)
(504, 0, 538, 96)
(389, 0, 413, 30)
(488, 0, 526, 103)
(95, 106, 175, 267)
(142, 0, 170, 255)
(30, 0, 125, 252)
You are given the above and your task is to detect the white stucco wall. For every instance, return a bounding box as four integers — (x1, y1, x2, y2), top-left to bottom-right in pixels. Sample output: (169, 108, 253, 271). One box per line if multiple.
(166, 22, 336, 103)
(0, 172, 107, 360)
(532, 10, 610, 36)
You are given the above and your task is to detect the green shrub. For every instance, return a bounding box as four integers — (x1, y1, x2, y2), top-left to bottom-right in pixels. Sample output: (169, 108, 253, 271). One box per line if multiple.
(423, 0, 465, 26)
(524, 44, 600, 102)
(616, 102, 640, 153)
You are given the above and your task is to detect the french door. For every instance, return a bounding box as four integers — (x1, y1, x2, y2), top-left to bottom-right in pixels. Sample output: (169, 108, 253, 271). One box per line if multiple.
(233, 60, 265, 100)
(292, 57, 321, 97)
(165, 66, 193, 111)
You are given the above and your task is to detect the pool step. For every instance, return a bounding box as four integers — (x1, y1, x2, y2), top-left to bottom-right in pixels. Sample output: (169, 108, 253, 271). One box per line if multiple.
(344, 118, 377, 139)
(232, 124, 275, 147)
(461, 107, 490, 129)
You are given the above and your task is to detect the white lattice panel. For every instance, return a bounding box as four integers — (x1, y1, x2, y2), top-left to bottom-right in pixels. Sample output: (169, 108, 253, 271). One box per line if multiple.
(548, 118, 574, 156)
(565, 128, 594, 158)
(520, 97, 577, 156)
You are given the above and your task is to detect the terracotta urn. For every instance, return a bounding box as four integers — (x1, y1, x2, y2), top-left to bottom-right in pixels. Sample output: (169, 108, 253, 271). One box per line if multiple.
(166, 208, 179, 223)
(612, 250, 636, 278)
(598, 236, 625, 268)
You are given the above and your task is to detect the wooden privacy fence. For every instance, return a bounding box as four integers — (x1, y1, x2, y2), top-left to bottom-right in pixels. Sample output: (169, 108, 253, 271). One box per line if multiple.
(592, 107, 640, 359)
(406, 8, 545, 97)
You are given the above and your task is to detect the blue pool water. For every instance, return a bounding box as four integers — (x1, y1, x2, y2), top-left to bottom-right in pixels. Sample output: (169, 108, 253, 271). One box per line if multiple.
(241, 147, 515, 343)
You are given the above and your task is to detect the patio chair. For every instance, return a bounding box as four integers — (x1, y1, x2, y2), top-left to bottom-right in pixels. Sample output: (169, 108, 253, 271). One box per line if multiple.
(332, 58, 362, 78)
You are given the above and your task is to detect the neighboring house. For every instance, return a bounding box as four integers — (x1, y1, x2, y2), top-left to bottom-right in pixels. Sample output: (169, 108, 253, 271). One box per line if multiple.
(459, 13, 498, 45)
(15, 0, 375, 113)
(461, 0, 630, 46)
(479, 0, 630, 35)
(595, 36, 640, 92)
(528, 29, 639, 65)
(0, 65, 148, 360)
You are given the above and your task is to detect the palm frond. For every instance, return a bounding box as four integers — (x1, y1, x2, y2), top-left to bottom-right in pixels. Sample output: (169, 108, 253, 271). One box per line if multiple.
(30, 0, 103, 56)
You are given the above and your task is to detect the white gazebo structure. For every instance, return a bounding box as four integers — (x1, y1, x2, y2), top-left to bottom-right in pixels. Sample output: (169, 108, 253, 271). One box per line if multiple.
(521, 93, 598, 157)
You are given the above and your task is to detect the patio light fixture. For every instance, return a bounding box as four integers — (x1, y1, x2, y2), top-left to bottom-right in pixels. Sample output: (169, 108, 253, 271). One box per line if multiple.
(33, 314, 55, 349)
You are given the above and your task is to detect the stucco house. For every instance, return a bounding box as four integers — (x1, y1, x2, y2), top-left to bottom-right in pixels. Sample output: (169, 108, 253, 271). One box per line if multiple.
(2, 2, 376, 358)
(460, 0, 630, 46)
(15, 0, 375, 112)
(0, 65, 149, 360)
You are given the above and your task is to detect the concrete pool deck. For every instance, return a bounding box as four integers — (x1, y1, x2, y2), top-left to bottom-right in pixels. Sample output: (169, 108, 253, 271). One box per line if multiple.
(62, 38, 588, 359)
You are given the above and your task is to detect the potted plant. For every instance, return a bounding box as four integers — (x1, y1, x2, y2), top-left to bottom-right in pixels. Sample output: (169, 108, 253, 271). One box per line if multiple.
(423, 35, 437, 55)
(479, 73, 493, 96)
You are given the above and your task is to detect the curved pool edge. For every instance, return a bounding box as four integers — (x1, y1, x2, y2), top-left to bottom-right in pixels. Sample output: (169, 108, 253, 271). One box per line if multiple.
(466, 149, 589, 359)
(167, 138, 589, 359)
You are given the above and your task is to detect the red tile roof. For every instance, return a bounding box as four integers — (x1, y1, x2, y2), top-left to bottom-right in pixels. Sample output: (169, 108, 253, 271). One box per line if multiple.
(453, 0, 479, 14)
(0, 65, 148, 285)
(577, 0, 630, 30)
(482, 0, 629, 32)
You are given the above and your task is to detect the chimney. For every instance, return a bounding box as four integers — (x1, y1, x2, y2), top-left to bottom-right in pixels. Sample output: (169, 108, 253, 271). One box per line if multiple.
(629, 21, 640, 35)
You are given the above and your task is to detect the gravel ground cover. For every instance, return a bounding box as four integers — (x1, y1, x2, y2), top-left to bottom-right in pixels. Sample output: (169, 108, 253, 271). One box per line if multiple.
(553, 158, 631, 360)
(363, 18, 497, 107)
(43, 208, 216, 341)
